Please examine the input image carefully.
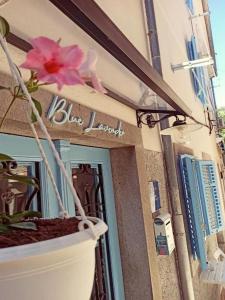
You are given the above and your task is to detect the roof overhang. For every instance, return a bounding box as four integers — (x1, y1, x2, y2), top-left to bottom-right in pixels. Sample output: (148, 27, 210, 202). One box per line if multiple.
(47, 0, 191, 116)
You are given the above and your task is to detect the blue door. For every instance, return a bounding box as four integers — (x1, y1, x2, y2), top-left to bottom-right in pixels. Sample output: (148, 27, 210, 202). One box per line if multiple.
(68, 144, 125, 300)
(0, 135, 125, 299)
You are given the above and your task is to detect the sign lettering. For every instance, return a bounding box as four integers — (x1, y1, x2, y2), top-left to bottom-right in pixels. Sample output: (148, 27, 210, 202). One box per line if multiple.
(47, 96, 125, 138)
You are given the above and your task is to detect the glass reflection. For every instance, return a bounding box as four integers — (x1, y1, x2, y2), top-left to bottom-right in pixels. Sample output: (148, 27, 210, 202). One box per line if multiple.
(0, 165, 33, 214)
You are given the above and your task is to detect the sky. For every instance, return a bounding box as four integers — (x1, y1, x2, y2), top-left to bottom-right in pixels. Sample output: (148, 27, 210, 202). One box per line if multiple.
(208, 1, 225, 108)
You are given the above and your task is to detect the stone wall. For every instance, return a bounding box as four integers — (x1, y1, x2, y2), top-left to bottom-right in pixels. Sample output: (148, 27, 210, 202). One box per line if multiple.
(144, 150, 182, 300)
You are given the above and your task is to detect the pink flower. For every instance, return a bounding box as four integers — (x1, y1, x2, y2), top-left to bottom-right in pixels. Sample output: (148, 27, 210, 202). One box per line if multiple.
(21, 37, 84, 90)
(79, 49, 107, 94)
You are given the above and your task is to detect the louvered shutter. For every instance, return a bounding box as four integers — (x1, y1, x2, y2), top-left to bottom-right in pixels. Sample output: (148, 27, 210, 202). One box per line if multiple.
(187, 37, 199, 95)
(198, 67, 207, 104)
(179, 155, 208, 270)
(195, 160, 223, 235)
(187, 36, 207, 104)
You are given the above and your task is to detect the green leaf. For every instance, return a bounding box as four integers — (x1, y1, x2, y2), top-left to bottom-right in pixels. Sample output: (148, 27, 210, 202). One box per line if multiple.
(31, 98, 42, 123)
(3, 174, 39, 188)
(0, 224, 9, 233)
(0, 16, 10, 38)
(9, 222, 37, 231)
(0, 153, 14, 161)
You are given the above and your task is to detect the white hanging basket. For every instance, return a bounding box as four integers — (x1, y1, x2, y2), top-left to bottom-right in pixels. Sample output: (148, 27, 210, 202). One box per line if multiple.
(0, 217, 107, 300)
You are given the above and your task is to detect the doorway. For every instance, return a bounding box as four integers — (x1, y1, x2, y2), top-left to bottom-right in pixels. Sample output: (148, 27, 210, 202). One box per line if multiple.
(70, 145, 125, 300)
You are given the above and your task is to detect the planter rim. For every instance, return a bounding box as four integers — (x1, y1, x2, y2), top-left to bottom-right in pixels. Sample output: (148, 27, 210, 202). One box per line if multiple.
(0, 217, 107, 263)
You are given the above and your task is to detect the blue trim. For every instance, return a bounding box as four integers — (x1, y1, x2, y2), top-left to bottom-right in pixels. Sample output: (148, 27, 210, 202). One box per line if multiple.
(0, 133, 58, 218)
(69, 144, 125, 300)
(54, 140, 75, 216)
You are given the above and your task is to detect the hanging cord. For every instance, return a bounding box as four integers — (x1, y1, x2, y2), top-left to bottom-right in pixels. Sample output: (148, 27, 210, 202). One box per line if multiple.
(29, 121, 69, 218)
(0, 35, 97, 238)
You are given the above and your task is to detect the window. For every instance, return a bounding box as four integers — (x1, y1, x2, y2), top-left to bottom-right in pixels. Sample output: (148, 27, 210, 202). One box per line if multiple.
(195, 160, 223, 235)
(179, 155, 224, 269)
(186, 0, 194, 14)
(187, 36, 207, 105)
(0, 161, 41, 214)
(180, 155, 223, 236)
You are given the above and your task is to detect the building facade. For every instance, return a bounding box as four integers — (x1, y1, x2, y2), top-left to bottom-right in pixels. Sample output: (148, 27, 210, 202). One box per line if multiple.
(0, 0, 224, 299)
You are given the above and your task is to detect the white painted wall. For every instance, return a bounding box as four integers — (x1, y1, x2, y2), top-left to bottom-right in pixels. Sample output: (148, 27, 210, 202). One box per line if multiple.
(95, 0, 150, 61)
(153, 0, 220, 162)
(0, 0, 163, 152)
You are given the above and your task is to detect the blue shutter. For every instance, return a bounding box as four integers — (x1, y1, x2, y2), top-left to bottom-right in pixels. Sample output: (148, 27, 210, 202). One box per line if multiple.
(187, 36, 207, 104)
(153, 181, 161, 210)
(198, 67, 207, 104)
(187, 37, 199, 95)
(179, 155, 224, 270)
(195, 161, 223, 235)
(186, 0, 194, 14)
(179, 155, 207, 271)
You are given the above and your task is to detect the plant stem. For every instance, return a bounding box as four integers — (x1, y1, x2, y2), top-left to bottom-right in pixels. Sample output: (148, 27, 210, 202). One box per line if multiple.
(37, 82, 52, 87)
(0, 90, 19, 129)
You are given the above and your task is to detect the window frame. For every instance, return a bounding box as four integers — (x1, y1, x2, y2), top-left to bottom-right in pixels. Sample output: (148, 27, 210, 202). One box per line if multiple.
(0, 134, 54, 218)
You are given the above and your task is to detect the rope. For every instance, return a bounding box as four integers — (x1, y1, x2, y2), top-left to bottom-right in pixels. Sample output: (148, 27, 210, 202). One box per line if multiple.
(0, 35, 98, 238)
(29, 121, 69, 218)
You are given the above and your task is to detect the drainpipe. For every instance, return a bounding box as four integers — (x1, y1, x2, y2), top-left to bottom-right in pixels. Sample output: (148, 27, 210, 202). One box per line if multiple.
(144, 1, 195, 299)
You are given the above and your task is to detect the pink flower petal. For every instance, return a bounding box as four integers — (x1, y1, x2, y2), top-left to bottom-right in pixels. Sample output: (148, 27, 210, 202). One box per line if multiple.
(79, 49, 98, 76)
(30, 37, 60, 60)
(37, 69, 84, 90)
(90, 72, 107, 93)
(36, 69, 52, 81)
(20, 49, 46, 71)
(37, 73, 63, 90)
(58, 45, 84, 68)
(58, 68, 84, 85)
(20, 37, 98, 90)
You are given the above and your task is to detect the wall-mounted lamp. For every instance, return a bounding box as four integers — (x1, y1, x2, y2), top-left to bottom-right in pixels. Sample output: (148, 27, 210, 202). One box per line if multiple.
(171, 57, 214, 71)
(136, 109, 185, 128)
(136, 108, 215, 138)
(160, 116, 203, 144)
(160, 116, 202, 135)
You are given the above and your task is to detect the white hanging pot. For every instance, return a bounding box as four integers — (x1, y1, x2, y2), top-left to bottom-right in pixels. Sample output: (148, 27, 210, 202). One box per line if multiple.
(0, 217, 107, 300)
